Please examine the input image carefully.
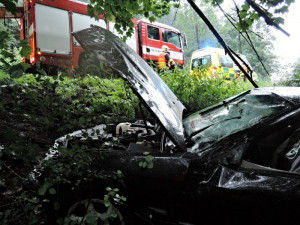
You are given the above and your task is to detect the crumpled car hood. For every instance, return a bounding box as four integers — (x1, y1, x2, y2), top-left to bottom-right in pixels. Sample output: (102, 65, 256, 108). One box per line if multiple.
(73, 26, 186, 151)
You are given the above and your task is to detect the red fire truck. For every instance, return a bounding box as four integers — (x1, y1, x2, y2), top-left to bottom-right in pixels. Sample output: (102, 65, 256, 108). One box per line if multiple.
(134, 19, 186, 67)
(0, 0, 186, 72)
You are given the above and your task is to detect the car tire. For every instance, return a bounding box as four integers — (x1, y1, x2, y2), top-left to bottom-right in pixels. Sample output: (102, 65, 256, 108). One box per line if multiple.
(52, 184, 137, 225)
(64, 198, 125, 225)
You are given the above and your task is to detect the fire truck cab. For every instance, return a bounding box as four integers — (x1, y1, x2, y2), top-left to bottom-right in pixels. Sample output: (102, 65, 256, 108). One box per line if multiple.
(136, 19, 186, 68)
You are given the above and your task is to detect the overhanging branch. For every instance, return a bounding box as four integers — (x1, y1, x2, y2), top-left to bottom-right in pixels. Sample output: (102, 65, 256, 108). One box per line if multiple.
(231, 0, 270, 76)
(186, 0, 258, 88)
(245, 0, 290, 37)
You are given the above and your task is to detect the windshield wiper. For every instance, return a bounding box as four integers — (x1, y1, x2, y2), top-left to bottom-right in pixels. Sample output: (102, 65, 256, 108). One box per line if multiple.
(195, 90, 251, 116)
(186, 116, 242, 141)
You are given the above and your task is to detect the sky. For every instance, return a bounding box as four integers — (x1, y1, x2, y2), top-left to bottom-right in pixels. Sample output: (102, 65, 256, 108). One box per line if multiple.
(272, 1, 300, 65)
(215, 0, 300, 80)
(219, 0, 300, 65)
(214, 0, 300, 65)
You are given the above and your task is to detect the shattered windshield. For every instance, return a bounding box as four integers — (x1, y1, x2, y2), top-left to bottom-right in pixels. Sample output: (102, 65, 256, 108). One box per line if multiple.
(183, 91, 293, 153)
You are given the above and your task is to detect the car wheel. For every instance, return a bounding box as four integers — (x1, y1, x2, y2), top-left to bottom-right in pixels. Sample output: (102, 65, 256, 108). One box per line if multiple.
(65, 198, 125, 225)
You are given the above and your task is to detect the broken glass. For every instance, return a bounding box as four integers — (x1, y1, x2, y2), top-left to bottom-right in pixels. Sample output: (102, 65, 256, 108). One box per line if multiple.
(184, 92, 293, 153)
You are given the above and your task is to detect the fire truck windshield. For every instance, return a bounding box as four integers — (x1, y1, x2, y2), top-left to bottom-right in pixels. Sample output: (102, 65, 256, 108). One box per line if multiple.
(163, 30, 181, 48)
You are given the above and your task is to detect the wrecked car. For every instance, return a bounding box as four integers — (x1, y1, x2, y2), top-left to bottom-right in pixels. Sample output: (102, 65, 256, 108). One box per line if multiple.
(30, 26, 300, 224)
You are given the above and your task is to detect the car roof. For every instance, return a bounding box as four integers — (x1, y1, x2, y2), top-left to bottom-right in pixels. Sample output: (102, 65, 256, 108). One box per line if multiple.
(252, 87, 300, 105)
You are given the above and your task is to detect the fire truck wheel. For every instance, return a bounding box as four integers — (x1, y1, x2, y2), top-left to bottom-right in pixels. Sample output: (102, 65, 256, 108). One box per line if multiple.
(84, 64, 100, 76)
(78, 53, 111, 78)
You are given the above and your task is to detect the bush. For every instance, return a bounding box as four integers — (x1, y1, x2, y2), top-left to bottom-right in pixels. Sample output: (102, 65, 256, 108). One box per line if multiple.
(0, 73, 139, 224)
(160, 67, 254, 112)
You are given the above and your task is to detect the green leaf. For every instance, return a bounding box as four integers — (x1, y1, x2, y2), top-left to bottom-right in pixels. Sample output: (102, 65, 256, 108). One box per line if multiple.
(250, 12, 260, 20)
(147, 162, 153, 169)
(286, 0, 295, 5)
(104, 201, 111, 207)
(111, 212, 118, 218)
(142, 161, 147, 168)
(1, 49, 14, 58)
(245, 18, 253, 26)
(9, 64, 26, 78)
(145, 155, 153, 162)
(149, 16, 156, 22)
(278, 6, 289, 13)
(78, 117, 85, 126)
(49, 188, 56, 194)
(19, 40, 32, 59)
(38, 181, 52, 196)
(0, 0, 18, 16)
(239, 21, 249, 32)
(20, 62, 32, 72)
(37, 69, 48, 76)
(273, 17, 285, 25)
(0, 30, 10, 49)
(215, 0, 224, 4)
(106, 187, 112, 191)
(138, 161, 143, 167)
(239, 11, 247, 19)
(241, 3, 250, 11)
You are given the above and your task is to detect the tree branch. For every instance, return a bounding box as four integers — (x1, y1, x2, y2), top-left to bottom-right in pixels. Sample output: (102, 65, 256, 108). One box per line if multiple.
(186, 0, 258, 88)
(232, 0, 270, 76)
(172, 0, 181, 25)
(245, 0, 290, 36)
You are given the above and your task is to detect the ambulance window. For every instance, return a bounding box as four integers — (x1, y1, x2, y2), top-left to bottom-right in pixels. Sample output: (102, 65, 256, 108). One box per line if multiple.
(192, 60, 199, 68)
(192, 55, 211, 69)
(202, 58, 208, 65)
(147, 26, 160, 40)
